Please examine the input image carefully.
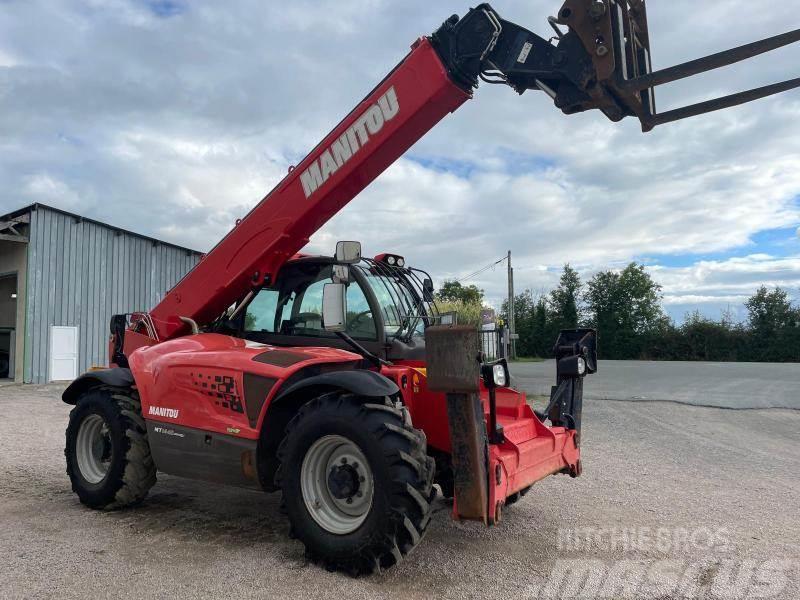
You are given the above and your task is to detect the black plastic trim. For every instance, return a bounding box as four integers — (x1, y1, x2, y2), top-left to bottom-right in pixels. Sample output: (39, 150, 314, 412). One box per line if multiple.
(62, 368, 135, 405)
(274, 369, 399, 404)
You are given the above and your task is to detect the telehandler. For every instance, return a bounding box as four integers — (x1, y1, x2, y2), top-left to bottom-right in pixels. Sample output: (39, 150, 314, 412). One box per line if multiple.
(61, 1, 800, 574)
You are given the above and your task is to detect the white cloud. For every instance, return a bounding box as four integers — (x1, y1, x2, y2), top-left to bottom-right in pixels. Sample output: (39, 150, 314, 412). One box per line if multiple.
(23, 174, 82, 209)
(652, 255, 800, 294)
(0, 0, 799, 320)
(0, 48, 18, 68)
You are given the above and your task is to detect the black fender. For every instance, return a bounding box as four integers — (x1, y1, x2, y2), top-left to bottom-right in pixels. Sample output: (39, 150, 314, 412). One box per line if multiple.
(274, 369, 399, 404)
(62, 368, 135, 405)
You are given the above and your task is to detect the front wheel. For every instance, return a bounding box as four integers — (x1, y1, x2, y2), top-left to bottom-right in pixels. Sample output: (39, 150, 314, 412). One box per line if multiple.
(65, 386, 156, 509)
(277, 393, 435, 575)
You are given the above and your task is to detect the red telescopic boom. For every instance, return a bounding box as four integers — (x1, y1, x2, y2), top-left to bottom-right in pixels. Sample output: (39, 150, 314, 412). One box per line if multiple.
(148, 39, 470, 340)
(141, 2, 800, 342)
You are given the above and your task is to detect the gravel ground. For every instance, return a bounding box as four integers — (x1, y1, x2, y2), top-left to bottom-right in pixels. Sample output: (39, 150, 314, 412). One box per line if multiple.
(0, 379, 798, 599)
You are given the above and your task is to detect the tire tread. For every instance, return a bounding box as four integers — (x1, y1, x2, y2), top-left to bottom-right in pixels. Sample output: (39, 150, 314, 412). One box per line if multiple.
(65, 386, 156, 510)
(276, 393, 434, 575)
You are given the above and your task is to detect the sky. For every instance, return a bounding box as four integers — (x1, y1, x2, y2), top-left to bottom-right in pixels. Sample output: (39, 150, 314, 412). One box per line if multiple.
(1, 0, 799, 323)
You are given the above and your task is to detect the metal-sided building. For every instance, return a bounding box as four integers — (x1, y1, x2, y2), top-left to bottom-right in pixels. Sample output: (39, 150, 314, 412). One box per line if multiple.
(0, 204, 202, 383)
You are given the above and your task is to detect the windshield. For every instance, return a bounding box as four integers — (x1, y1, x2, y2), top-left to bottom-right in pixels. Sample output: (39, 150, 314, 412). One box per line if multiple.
(354, 260, 438, 341)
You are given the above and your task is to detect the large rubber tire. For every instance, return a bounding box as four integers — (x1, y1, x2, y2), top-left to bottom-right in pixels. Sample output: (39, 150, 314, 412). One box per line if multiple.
(276, 392, 435, 575)
(65, 386, 156, 509)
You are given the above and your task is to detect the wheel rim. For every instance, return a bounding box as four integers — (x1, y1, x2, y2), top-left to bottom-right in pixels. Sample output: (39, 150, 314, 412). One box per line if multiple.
(300, 435, 374, 535)
(75, 414, 113, 484)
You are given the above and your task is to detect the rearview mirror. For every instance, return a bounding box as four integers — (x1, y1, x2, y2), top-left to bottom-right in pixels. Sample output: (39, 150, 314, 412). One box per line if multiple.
(335, 241, 362, 264)
(322, 283, 347, 332)
(422, 277, 434, 302)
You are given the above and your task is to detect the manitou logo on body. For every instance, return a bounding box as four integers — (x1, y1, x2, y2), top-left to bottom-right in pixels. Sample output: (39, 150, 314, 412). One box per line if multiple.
(148, 406, 180, 419)
(300, 86, 400, 199)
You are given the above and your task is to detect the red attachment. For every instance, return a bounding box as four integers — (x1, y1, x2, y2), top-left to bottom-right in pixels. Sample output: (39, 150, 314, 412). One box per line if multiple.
(382, 362, 581, 520)
(147, 39, 471, 341)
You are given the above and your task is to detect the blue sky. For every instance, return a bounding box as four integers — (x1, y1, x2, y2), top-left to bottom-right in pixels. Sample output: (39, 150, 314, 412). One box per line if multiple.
(0, 0, 799, 324)
(141, 0, 185, 18)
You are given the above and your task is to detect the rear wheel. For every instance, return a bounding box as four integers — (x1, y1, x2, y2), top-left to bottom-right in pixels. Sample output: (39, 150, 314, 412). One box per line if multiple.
(65, 387, 156, 509)
(277, 392, 434, 575)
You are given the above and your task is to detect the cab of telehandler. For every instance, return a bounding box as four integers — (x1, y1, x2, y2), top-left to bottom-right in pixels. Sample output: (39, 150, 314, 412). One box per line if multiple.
(233, 243, 440, 364)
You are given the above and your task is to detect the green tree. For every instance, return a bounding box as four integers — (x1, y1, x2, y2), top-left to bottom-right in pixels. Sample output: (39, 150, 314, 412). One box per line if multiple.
(549, 264, 582, 330)
(436, 281, 484, 305)
(509, 290, 537, 357)
(585, 262, 665, 359)
(675, 311, 744, 362)
(532, 297, 553, 357)
(501, 291, 557, 358)
(745, 286, 799, 361)
(746, 286, 795, 333)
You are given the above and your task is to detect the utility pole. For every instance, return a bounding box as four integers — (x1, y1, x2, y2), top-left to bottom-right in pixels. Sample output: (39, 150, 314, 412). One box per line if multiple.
(507, 250, 516, 359)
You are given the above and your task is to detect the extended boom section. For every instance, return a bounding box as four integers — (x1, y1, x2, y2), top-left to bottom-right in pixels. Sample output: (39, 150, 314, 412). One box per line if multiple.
(140, 1, 799, 343)
(146, 39, 472, 341)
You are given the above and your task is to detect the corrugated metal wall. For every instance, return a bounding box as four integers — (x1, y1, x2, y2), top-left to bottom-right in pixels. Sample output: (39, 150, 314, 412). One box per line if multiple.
(25, 206, 201, 383)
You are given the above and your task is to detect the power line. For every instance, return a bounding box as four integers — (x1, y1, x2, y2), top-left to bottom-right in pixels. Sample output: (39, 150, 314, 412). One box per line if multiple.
(457, 257, 507, 283)
(455, 255, 508, 283)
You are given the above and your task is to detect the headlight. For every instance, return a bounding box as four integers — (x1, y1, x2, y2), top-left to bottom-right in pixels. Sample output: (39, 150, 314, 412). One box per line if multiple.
(577, 357, 587, 376)
(493, 364, 507, 387)
(387, 256, 396, 265)
(396, 257, 405, 267)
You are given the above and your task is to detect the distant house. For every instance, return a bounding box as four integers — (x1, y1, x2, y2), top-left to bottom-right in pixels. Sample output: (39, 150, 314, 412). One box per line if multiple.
(0, 204, 201, 383)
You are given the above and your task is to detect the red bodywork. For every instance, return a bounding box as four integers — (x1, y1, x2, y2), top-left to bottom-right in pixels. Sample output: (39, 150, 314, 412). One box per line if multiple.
(130, 335, 362, 440)
(119, 35, 581, 520)
(130, 333, 579, 520)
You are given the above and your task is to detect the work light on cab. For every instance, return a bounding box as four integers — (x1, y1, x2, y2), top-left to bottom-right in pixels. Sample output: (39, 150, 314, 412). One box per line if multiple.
(374, 253, 405, 268)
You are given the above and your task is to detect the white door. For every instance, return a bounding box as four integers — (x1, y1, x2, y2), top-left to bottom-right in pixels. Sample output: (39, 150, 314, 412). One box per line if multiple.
(50, 326, 78, 381)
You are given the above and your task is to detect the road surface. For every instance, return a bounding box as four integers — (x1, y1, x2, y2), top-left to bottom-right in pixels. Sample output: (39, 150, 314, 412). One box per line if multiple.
(512, 360, 800, 410)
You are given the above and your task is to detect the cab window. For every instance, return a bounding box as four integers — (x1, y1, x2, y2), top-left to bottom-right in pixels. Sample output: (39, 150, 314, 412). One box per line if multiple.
(243, 264, 378, 341)
(244, 290, 280, 332)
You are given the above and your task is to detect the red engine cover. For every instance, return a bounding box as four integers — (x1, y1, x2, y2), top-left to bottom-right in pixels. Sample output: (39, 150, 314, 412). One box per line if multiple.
(129, 334, 361, 441)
